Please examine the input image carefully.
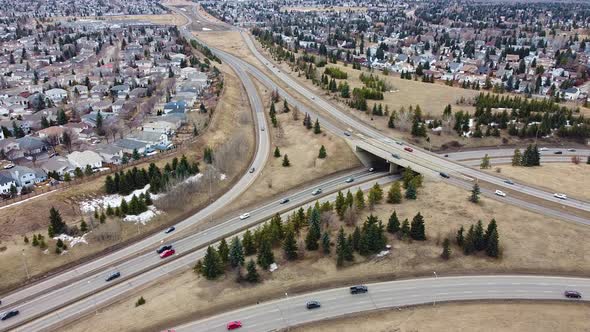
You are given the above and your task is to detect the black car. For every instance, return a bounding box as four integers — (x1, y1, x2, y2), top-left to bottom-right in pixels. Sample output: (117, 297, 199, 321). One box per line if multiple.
(564, 290, 582, 299)
(350, 285, 368, 294)
(0, 309, 19, 321)
(105, 271, 121, 282)
(439, 172, 450, 178)
(554, 151, 563, 154)
(164, 226, 175, 234)
(156, 244, 173, 254)
(306, 300, 321, 309)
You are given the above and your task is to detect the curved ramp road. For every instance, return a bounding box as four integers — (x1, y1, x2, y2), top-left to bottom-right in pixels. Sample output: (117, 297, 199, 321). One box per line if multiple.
(11, 175, 399, 332)
(174, 275, 590, 332)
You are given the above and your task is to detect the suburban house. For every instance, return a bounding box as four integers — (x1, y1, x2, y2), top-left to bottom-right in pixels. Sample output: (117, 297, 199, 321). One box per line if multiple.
(45, 88, 68, 104)
(0, 165, 37, 187)
(564, 87, 581, 100)
(92, 144, 124, 164)
(16, 136, 47, 156)
(67, 150, 103, 169)
(142, 120, 177, 135)
(41, 157, 75, 176)
(114, 138, 150, 155)
(0, 173, 16, 194)
(128, 130, 169, 146)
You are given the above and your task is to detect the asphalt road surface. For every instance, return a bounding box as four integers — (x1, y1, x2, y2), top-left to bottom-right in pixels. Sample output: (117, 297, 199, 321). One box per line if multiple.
(10, 174, 399, 332)
(174, 275, 590, 332)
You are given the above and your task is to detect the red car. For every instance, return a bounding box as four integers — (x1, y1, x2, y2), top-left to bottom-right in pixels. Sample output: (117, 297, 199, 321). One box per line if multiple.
(404, 147, 413, 152)
(227, 321, 242, 330)
(159, 249, 175, 259)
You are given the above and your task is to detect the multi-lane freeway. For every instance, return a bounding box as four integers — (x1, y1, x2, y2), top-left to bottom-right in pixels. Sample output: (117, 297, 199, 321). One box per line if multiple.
(175, 275, 589, 331)
(1, 3, 589, 331)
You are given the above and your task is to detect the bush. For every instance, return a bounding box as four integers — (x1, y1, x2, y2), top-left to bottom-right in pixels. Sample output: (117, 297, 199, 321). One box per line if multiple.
(135, 296, 146, 307)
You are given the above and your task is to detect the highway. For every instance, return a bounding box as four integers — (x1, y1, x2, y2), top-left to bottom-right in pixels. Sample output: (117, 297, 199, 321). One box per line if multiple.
(443, 148, 590, 161)
(1, 4, 588, 330)
(174, 275, 589, 331)
(11, 173, 399, 331)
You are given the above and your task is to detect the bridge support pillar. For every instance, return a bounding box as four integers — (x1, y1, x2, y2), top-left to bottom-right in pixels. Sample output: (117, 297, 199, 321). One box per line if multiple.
(389, 162, 402, 174)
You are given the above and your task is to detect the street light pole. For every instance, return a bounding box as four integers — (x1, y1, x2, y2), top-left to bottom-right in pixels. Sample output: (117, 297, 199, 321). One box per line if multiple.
(433, 271, 438, 306)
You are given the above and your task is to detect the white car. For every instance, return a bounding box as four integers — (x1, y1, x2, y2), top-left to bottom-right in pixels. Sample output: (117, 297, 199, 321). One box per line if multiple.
(554, 193, 567, 200)
(495, 190, 506, 197)
(239, 213, 250, 220)
(539, 147, 548, 151)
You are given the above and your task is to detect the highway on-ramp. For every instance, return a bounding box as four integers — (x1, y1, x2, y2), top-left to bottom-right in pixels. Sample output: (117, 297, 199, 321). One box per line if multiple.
(174, 275, 590, 332)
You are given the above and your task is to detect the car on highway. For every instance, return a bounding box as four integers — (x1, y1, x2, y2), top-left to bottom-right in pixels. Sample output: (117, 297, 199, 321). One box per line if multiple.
(444, 154, 449, 157)
(396, 141, 403, 145)
(554, 193, 567, 200)
(226, 320, 242, 330)
(164, 226, 175, 234)
(495, 190, 506, 197)
(345, 177, 354, 183)
(239, 213, 250, 220)
(306, 300, 321, 309)
(504, 179, 514, 185)
(540, 147, 548, 151)
(261, 127, 265, 131)
(156, 244, 173, 254)
(564, 290, 582, 299)
(568, 148, 576, 152)
(350, 285, 368, 294)
(0, 309, 19, 321)
(404, 147, 413, 152)
(279, 198, 290, 204)
(311, 96, 315, 100)
(391, 153, 401, 159)
(312, 188, 322, 195)
(249, 167, 255, 173)
(343, 131, 351, 136)
(105, 271, 121, 282)
(159, 249, 175, 259)
(368, 167, 375, 172)
(554, 151, 563, 154)
(439, 172, 450, 178)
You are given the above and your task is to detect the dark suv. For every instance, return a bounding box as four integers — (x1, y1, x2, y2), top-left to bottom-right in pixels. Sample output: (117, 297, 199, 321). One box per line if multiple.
(156, 244, 173, 254)
(564, 290, 582, 299)
(105, 271, 121, 282)
(306, 300, 321, 309)
(350, 285, 368, 294)
(0, 309, 19, 321)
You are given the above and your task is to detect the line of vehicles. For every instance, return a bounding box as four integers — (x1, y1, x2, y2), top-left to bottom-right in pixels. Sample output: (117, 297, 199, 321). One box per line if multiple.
(220, 286, 582, 330)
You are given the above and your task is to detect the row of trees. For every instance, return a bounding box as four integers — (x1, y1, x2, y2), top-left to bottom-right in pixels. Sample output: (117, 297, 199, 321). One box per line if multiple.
(511, 144, 541, 167)
(104, 155, 199, 195)
(456, 219, 500, 258)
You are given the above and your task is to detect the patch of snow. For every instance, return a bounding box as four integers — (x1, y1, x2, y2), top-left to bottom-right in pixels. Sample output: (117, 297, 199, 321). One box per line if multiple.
(202, 27, 211, 31)
(269, 262, 278, 272)
(80, 184, 153, 213)
(184, 173, 203, 184)
(123, 207, 160, 225)
(219, 173, 227, 181)
(376, 250, 390, 258)
(53, 233, 88, 247)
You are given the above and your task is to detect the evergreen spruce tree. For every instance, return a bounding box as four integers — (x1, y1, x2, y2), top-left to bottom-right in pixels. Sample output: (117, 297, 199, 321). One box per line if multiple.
(321, 232, 331, 254)
(313, 119, 321, 134)
(242, 229, 256, 255)
(335, 227, 347, 267)
(257, 237, 275, 269)
(485, 229, 500, 258)
(282, 154, 290, 167)
(351, 226, 361, 251)
(387, 210, 400, 234)
(441, 238, 451, 260)
(469, 183, 480, 203)
(282, 225, 298, 260)
(463, 225, 476, 255)
(480, 154, 491, 169)
(474, 220, 486, 251)
(274, 146, 281, 158)
(354, 188, 365, 210)
(456, 225, 465, 246)
(400, 219, 410, 239)
(201, 246, 223, 280)
(387, 181, 402, 204)
(49, 207, 66, 236)
(305, 208, 321, 250)
(218, 238, 229, 264)
(512, 148, 522, 166)
(405, 181, 417, 200)
(80, 220, 88, 233)
(484, 219, 498, 246)
(410, 212, 426, 240)
(245, 259, 260, 283)
(318, 145, 327, 158)
(335, 191, 346, 218)
(345, 190, 354, 208)
(229, 237, 245, 268)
